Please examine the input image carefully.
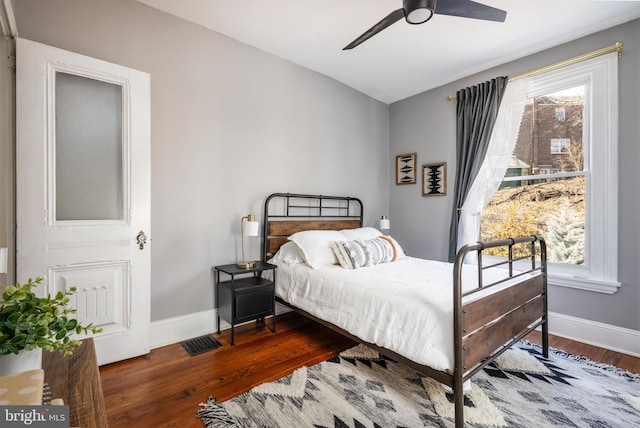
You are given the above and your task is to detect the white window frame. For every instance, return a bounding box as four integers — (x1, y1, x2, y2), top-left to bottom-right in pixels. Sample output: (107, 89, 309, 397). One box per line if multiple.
(491, 53, 619, 293)
(539, 167, 559, 182)
(549, 138, 570, 154)
(539, 168, 559, 174)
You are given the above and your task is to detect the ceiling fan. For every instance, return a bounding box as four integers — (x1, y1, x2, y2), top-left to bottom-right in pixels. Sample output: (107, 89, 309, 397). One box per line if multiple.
(343, 0, 507, 50)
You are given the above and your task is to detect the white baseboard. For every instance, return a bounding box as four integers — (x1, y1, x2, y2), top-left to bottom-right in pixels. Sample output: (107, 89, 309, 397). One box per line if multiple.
(547, 311, 640, 358)
(150, 309, 640, 358)
(150, 309, 217, 349)
(150, 304, 292, 350)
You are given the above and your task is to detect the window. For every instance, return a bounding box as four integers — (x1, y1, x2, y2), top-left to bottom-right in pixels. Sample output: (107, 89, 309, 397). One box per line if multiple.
(550, 138, 570, 154)
(540, 167, 560, 182)
(480, 53, 619, 293)
(540, 168, 560, 174)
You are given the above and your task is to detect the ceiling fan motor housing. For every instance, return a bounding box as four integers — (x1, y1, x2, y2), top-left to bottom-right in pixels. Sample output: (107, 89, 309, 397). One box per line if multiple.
(404, 0, 437, 24)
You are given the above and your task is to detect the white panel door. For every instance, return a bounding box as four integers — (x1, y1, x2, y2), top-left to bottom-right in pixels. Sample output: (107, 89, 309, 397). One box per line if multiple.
(16, 38, 151, 365)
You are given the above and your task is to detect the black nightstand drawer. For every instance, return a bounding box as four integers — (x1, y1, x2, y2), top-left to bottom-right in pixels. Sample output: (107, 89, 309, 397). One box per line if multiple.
(235, 285, 273, 322)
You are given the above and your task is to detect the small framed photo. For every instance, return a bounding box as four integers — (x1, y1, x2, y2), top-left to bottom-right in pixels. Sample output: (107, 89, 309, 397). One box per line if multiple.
(422, 162, 447, 196)
(396, 153, 416, 185)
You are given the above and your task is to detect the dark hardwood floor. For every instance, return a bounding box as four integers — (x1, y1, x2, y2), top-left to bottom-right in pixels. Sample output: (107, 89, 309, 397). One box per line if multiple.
(99, 312, 640, 428)
(100, 312, 355, 427)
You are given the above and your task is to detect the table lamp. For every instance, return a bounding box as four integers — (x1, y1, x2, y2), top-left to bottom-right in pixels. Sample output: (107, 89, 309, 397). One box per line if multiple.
(237, 214, 259, 269)
(379, 215, 391, 231)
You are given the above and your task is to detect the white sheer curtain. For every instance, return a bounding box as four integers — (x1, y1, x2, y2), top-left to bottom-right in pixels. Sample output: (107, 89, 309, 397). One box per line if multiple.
(457, 77, 530, 253)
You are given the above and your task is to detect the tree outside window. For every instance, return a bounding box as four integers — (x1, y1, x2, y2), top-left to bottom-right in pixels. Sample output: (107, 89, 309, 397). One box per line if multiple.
(481, 86, 585, 265)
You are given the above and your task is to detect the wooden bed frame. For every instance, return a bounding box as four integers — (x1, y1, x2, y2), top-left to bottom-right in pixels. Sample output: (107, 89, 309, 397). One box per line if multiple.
(262, 192, 548, 428)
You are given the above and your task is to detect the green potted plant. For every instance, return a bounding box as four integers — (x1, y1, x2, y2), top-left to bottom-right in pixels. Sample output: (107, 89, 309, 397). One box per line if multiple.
(0, 277, 102, 375)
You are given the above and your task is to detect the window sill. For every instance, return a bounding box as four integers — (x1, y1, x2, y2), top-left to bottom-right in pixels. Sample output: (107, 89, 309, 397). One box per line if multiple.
(479, 255, 620, 294)
(547, 273, 620, 294)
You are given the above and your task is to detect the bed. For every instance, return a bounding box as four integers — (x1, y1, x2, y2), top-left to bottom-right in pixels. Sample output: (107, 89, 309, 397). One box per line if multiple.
(261, 193, 548, 428)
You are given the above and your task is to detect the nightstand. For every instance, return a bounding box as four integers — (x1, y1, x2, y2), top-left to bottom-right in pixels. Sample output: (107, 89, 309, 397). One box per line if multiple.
(214, 261, 277, 346)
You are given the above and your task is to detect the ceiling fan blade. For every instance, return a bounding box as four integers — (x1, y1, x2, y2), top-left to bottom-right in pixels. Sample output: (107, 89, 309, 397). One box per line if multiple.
(343, 8, 405, 50)
(435, 0, 507, 22)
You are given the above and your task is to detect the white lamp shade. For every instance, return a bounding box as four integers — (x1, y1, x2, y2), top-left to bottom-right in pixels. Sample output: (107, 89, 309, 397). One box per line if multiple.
(379, 216, 390, 230)
(244, 219, 259, 236)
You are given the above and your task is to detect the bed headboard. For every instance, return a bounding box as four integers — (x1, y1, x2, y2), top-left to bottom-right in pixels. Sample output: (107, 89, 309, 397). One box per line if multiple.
(262, 193, 363, 261)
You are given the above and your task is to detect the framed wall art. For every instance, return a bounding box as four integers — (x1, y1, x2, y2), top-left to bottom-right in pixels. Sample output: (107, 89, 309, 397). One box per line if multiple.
(422, 162, 447, 196)
(396, 153, 416, 185)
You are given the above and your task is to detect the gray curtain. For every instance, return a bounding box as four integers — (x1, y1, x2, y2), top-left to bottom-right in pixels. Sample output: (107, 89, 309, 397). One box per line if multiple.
(448, 76, 508, 262)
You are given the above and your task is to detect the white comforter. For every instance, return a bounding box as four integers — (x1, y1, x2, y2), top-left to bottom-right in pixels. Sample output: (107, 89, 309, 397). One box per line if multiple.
(272, 257, 514, 372)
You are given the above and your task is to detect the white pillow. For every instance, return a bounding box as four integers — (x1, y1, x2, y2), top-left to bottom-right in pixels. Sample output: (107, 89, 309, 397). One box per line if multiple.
(288, 230, 347, 269)
(270, 241, 305, 265)
(340, 227, 382, 241)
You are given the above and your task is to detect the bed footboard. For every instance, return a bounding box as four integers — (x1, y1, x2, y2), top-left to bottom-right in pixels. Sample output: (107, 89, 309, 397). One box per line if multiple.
(463, 274, 545, 369)
(452, 235, 548, 428)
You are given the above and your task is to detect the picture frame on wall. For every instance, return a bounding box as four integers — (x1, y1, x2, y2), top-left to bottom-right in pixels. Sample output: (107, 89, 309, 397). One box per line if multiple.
(422, 162, 447, 196)
(396, 153, 416, 185)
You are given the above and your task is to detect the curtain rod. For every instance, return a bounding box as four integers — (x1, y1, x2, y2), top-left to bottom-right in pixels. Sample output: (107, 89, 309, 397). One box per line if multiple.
(445, 41, 623, 102)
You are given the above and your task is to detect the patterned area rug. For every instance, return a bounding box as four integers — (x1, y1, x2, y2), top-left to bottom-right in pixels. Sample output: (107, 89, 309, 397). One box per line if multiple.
(198, 341, 640, 427)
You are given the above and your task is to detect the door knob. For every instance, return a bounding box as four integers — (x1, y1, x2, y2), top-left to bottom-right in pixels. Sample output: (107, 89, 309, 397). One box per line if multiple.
(136, 231, 147, 250)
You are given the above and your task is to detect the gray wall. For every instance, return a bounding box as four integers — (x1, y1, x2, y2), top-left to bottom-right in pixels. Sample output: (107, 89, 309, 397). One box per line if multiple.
(389, 19, 640, 332)
(12, 0, 639, 333)
(13, 0, 390, 321)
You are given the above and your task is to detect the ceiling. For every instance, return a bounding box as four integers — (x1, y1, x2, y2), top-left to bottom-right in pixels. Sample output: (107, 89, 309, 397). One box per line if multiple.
(135, 0, 640, 104)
